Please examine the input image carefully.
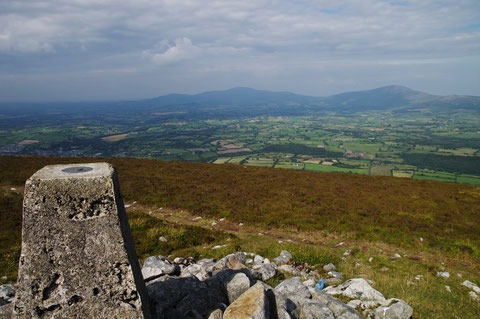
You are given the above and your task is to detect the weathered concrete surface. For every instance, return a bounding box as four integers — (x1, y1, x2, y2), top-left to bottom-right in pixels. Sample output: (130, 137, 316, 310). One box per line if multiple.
(13, 163, 153, 318)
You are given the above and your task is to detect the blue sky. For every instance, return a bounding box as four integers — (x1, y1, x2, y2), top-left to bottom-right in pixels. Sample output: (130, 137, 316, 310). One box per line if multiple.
(0, 0, 479, 102)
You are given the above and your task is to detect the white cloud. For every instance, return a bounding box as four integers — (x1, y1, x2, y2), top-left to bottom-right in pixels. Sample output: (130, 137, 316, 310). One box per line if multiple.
(0, 0, 479, 100)
(143, 37, 201, 66)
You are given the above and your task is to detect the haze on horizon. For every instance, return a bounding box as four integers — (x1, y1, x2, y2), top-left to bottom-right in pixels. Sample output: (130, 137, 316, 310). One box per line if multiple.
(0, 0, 479, 103)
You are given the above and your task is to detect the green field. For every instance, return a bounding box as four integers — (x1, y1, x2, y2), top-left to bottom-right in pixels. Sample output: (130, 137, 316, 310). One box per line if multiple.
(1, 107, 480, 185)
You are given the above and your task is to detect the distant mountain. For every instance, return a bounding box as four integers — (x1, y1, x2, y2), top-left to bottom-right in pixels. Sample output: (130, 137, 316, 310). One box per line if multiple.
(141, 85, 479, 113)
(145, 87, 321, 107)
(1, 85, 478, 116)
(321, 85, 437, 111)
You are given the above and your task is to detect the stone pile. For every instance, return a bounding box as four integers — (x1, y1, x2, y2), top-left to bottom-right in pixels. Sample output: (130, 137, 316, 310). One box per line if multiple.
(142, 250, 413, 319)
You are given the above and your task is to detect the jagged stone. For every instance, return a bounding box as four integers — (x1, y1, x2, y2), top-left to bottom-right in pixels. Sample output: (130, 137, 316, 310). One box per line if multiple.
(259, 263, 277, 281)
(312, 291, 363, 319)
(227, 252, 247, 270)
(323, 264, 336, 272)
(278, 265, 301, 276)
(181, 259, 216, 280)
(207, 308, 224, 319)
(274, 250, 293, 266)
(274, 277, 311, 305)
(223, 272, 251, 303)
(0, 285, 14, 300)
(324, 278, 386, 302)
(13, 163, 152, 318)
(461, 280, 480, 293)
(142, 256, 178, 282)
(299, 299, 335, 319)
(254, 255, 265, 265)
(372, 299, 413, 319)
(224, 282, 269, 319)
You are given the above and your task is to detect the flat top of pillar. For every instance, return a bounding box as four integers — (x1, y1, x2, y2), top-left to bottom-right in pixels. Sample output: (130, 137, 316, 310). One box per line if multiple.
(29, 162, 114, 180)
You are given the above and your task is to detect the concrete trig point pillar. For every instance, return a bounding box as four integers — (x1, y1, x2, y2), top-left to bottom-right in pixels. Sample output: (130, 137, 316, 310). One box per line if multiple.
(13, 163, 153, 318)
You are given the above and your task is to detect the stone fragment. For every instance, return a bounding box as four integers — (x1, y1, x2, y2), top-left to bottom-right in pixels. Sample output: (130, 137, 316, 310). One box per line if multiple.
(13, 163, 152, 318)
(207, 308, 223, 319)
(142, 256, 178, 282)
(299, 299, 335, 319)
(274, 250, 293, 266)
(279, 265, 301, 276)
(436, 272, 450, 279)
(227, 252, 247, 270)
(223, 272, 251, 304)
(373, 298, 413, 319)
(274, 277, 311, 305)
(312, 291, 362, 319)
(324, 278, 386, 302)
(224, 282, 269, 319)
(445, 285, 451, 293)
(461, 280, 480, 294)
(0, 285, 14, 300)
(259, 263, 277, 281)
(328, 271, 343, 279)
(469, 291, 479, 301)
(323, 263, 336, 272)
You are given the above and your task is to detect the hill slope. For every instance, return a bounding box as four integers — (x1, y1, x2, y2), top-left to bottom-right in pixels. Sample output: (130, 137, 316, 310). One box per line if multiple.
(1, 155, 480, 318)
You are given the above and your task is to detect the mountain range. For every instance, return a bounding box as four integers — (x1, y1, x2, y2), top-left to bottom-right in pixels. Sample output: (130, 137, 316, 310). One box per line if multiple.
(140, 85, 480, 113)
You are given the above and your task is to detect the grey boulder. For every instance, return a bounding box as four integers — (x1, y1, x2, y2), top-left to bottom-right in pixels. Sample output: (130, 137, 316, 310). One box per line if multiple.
(372, 298, 413, 319)
(142, 256, 178, 282)
(300, 299, 335, 319)
(223, 272, 251, 304)
(324, 278, 386, 302)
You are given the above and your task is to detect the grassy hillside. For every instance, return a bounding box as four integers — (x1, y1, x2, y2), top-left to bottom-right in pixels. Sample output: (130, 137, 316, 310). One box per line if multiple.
(1, 155, 480, 318)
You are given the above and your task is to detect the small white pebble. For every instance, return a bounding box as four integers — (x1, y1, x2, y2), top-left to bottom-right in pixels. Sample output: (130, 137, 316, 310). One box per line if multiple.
(239, 223, 244, 226)
(132, 201, 137, 204)
(278, 240, 284, 244)
(445, 285, 451, 293)
(10, 188, 16, 191)
(159, 236, 167, 242)
(469, 291, 479, 301)
(124, 205, 131, 208)
(219, 218, 225, 221)
(415, 275, 423, 280)
(211, 221, 217, 226)
(368, 257, 373, 263)
(419, 237, 423, 242)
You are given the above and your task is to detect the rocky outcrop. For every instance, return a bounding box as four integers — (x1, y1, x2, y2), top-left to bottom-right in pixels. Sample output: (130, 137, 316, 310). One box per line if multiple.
(139, 251, 413, 318)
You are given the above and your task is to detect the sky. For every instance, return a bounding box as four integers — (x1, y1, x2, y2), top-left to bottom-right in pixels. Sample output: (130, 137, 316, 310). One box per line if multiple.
(0, 0, 479, 102)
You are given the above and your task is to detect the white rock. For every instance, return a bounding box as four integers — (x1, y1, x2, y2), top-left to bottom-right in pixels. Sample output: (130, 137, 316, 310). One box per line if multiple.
(158, 236, 168, 242)
(469, 291, 479, 301)
(211, 221, 217, 226)
(192, 216, 202, 221)
(393, 253, 402, 259)
(124, 204, 131, 208)
(445, 285, 451, 293)
(461, 280, 480, 294)
(219, 218, 225, 221)
(437, 272, 450, 279)
(343, 249, 352, 256)
(239, 223, 244, 226)
(324, 278, 386, 302)
(368, 257, 373, 263)
(212, 244, 226, 249)
(323, 263, 336, 272)
(10, 188, 16, 191)
(419, 237, 423, 242)
(303, 279, 316, 288)
(415, 275, 423, 280)
(254, 255, 265, 265)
